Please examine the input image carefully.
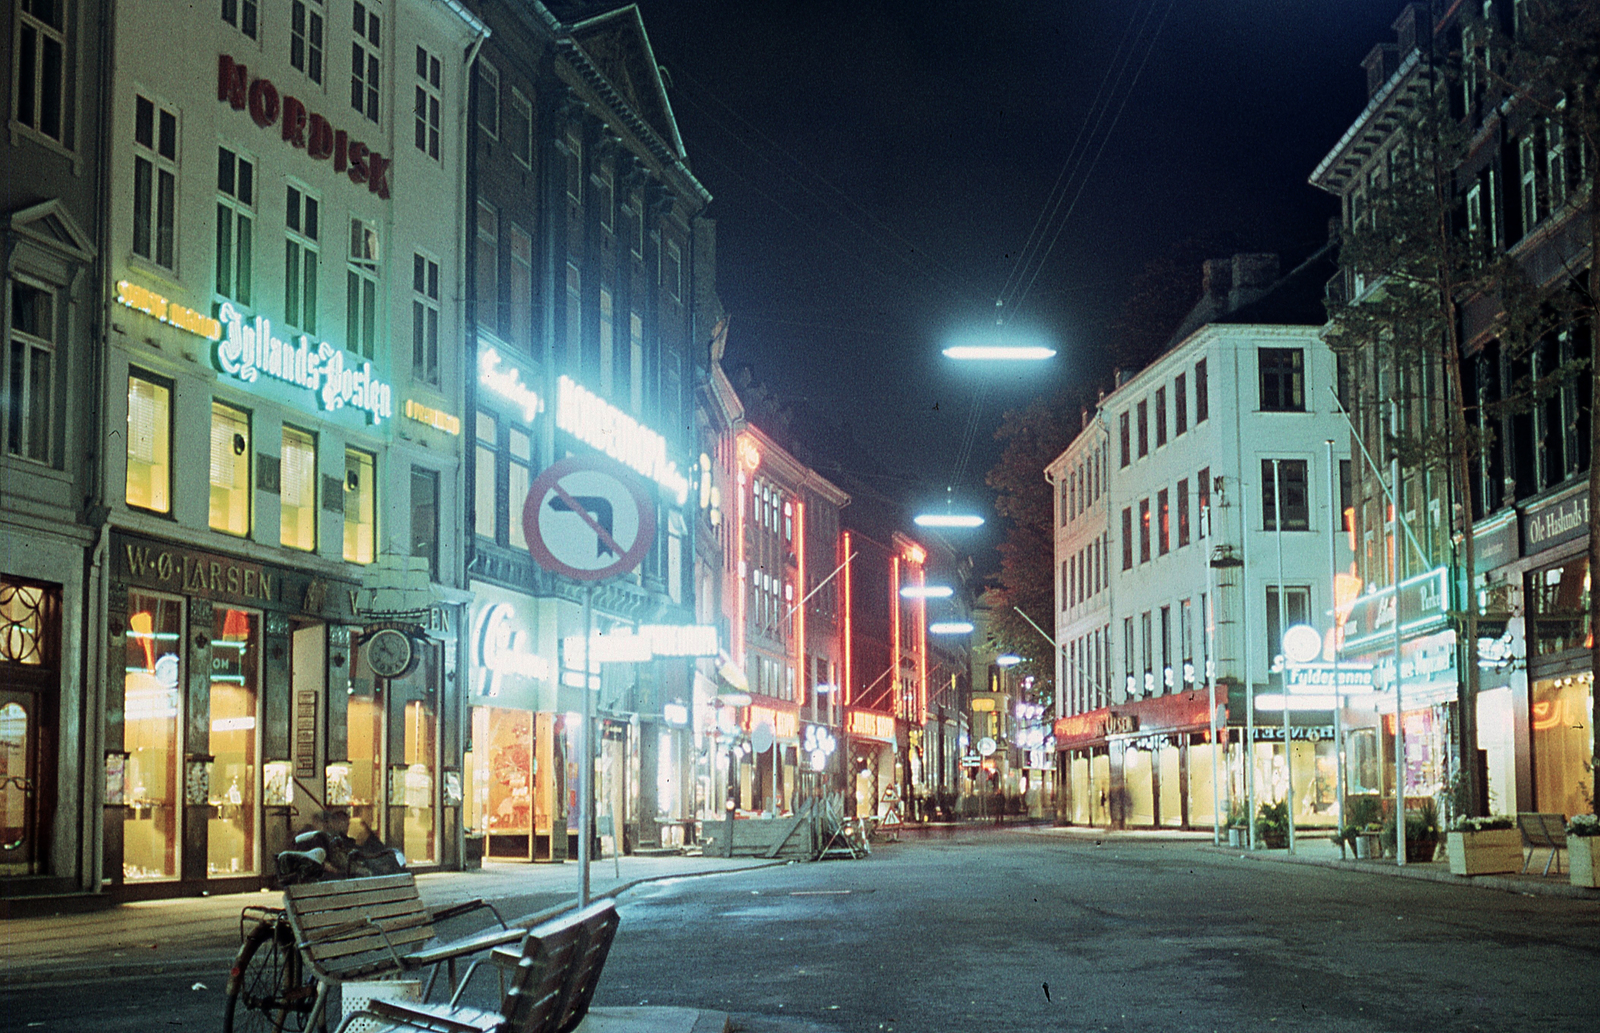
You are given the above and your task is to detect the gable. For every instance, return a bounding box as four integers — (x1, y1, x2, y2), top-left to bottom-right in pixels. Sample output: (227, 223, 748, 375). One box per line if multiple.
(6, 199, 96, 263)
(568, 5, 684, 158)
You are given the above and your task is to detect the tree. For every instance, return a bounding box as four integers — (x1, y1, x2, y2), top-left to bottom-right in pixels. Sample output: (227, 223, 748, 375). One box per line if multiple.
(983, 393, 1083, 706)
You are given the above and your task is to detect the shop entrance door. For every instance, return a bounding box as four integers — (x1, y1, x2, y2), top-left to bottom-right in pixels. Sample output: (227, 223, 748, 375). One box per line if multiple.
(0, 687, 55, 876)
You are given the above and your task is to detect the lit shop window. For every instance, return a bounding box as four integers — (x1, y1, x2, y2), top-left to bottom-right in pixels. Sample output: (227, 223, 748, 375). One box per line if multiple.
(508, 427, 531, 551)
(344, 447, 375, 563)
(208, 606, 259, 876)
(126, 371, 172, 514)
(280, 425, 317, 551)
(124, 592, 183, 880)
(209, 401, 251, 536)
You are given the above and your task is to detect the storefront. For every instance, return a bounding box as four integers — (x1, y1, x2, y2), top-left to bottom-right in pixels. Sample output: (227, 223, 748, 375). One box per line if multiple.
(845, 708, 897, 819)
(106, 532, 460, 896)
(743, 702, 799, 814)
(1054, 687, 1228, 829)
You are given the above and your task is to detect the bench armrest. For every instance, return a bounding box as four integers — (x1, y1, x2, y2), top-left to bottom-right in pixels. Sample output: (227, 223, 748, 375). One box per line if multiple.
(402, 923, 525, 967)
(430, 898, 508, 930)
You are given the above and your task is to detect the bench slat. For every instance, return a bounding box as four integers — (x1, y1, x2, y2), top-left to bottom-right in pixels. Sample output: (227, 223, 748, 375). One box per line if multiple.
(286, 873, 414, 899)
(297, 898, 432, 931)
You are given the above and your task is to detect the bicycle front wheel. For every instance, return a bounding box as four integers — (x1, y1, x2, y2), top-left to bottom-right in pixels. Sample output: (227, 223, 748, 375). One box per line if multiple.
(223, 919, 317, 1033)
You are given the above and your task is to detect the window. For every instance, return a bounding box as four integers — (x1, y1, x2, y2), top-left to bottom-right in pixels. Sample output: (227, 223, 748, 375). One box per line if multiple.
(16, 0, 67, 142)
(351, 0, 381, 123)
(508, 427, 531, 551)
(629, 188, 644, 258)
(1157, 488, 1170, 555)
(1173, 373, 1187, 435)
(280, 426, 317, 550)
(412, 253, 439, 385)
(414, 46, 441, 159)
(474, 412, 498, 540)
(509, 90, 533, 168)
(1059, 477, 1070, 526)
(1155, 387, 1167, 447)
(1121, 507, 1133, 571)
(1160, 605, 1172, 689)
(476, 60, 499, 138)
(564, 262, 581, 367)
(410, 467, 439, 581)
(290, 1, 324, 84)
(1198, 467, 1210, 538)
(628, 307, 642, 412)
(1519, 134, 1540, 238)
(215, 148, 254, 306)
(6, 278, 56, 463)
(1138, 498, 1151, 564)
(1262, 459, 1310, 531)
(596, 164, 615, 234)
(209, 401, 251, 536)
(598, 287, 614, 397)
(1123, 616, 1135, 694)
(343, 447, 375, 563)
(1140, 611, 1152, 682)
(1118, 412, 1130, 467)
(475, 200, 498, 333)
(1194, 358, 1208, 423)
(1061, 559, 1069, 610)
(1259, 348, 1305, 411)
(563, 126, 582, 203)
(664, 241, 682, 304)
(509, 223, 533, 350)
(1179, 598, 1193, 684)
(1136, 399, 1149, 457)
(1340, 459, 1352, 532)
(126, 371, 171, 513)
(285, 185, 320, 333)
(1176, 478, 1190, 547)
(1265, 585, 1312, 664)
(346, 218, 379, 359)
(133, 95, 178, 269)
(221, 0, 257, 37)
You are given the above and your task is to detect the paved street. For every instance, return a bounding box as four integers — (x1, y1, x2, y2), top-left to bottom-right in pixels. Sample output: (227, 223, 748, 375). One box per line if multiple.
(3, 828, 1597, 1032)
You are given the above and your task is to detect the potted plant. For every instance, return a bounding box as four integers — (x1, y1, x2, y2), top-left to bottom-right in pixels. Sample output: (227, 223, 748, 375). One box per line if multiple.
(1445, 815, 1519, 876)
(1226, 799, 1248, 847)
(1255, 799, 1290, 849)
(1386, 799, 1440, 863)
(1567, 814, 1600, 888)
(1344, 796, 1384, 859)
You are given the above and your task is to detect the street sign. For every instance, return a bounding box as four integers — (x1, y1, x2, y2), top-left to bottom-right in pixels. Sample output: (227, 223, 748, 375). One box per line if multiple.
(524, 456, 656, 581)
(977, 736, 997, 757)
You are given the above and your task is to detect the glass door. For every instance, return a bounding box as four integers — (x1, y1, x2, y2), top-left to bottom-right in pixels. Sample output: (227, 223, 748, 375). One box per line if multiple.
(208, 607, 260, 876)
(124, 592, 183, 880)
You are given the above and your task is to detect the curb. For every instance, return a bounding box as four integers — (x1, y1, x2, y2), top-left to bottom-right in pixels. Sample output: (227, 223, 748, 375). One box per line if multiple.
(1208, 842, 1600, 901)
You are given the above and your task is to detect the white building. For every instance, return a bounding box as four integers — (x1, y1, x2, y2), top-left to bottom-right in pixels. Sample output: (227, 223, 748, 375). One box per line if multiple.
(1052, 251, 1354, 832)
(101, 0, 484, 896)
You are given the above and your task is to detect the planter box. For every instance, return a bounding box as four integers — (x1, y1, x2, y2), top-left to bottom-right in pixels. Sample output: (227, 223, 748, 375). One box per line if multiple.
(1405, 837, 1439, 864)
(1227, 827, 1245, 848)
(1446, 828, 1521, 876)
(1570, 836, 1600, 888)
(1354, 833, 1384, 859)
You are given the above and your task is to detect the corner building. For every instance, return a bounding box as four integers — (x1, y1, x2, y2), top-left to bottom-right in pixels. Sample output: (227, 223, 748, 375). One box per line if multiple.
(101, 0, 483, 897)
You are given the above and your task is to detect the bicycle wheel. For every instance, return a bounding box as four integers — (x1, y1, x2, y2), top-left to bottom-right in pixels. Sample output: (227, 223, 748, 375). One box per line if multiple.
(223, 919, 317, 1033)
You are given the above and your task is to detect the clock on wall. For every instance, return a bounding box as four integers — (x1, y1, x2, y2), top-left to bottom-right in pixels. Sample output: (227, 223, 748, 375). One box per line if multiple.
(366, 628, 414, 678)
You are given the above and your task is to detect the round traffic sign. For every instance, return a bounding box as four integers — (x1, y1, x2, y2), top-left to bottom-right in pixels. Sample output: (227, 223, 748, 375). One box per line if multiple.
(750, 721, 775, 755)
(977, 736, 997, 757)
(524, 456, 657, 581)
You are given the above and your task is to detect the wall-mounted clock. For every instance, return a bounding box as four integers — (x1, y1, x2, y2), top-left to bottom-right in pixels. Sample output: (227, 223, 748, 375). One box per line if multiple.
(366, 628, 414, 678)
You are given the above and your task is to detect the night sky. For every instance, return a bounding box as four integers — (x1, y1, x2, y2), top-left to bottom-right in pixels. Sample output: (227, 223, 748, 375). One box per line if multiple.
(631, 0, 1403, 555)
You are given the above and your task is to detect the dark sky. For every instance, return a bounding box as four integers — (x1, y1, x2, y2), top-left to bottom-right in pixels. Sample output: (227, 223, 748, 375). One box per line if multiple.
(630, 0, 1401, 551)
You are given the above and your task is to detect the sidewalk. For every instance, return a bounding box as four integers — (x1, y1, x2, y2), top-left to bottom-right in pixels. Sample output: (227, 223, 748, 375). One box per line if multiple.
(1014, 823, 1600, 901)
(0, 851, 785, 990)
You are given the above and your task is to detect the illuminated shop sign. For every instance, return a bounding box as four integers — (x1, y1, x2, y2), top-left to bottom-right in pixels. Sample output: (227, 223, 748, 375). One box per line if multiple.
(563, 625, 719, 664)
(116, 280, 222, 340)
(846, 709, 896, 742)
(219, 55, 392, 198)
(475, 602, 550, 697)
(215, 303, 393, 422)
(557, 376, 690, 505)
(749, 704, 799, 740)
(478, 348, 545, 421)
(1284, 663, 1376, 691)
(1342, 567, 1449, 650)
(404, 399, 461, 435)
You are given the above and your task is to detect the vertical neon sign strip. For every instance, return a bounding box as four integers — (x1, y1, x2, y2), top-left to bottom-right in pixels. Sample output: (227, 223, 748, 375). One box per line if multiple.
(914, 559, 927, 725)
(736, 468, 747, 666)
(891, 556, 901, 718)
(842, 531, 853, 705)
(794, 498, 806, 708)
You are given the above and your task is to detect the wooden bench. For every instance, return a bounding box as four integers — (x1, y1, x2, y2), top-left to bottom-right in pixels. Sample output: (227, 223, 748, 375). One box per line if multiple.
(1517, 812, 1568, 876)
(284, 873, 524, 1030)
(332, 900, 620, 1033)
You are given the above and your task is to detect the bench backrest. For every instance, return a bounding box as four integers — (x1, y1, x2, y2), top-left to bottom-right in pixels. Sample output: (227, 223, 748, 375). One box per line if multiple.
(283, 873, 434, 983)
(499, 900, 621, 1033)
(1517, 812, 1568, 848)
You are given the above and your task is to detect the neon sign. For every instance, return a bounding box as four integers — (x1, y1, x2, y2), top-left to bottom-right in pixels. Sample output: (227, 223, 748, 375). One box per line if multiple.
(116, 280, 221, 341)
(475, 602, 550, 697)
(478, 348, 544, 421)
(404, 399, 461, 435)
(215, 302, 393, 423)
(557, 376, 690, 504)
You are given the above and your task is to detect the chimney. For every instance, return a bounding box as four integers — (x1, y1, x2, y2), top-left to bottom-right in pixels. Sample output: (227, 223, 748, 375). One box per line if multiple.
(1201, 258, 1233, 300)
(1081, 406, 1091, 432)
(1228, 253, 1279, 312)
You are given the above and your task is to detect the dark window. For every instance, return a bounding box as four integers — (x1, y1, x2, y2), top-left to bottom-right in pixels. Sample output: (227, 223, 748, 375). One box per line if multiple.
(1157, 489, 1170, 555)
(1177, 478, 1190, 547)
(1121, 507, 1133, 570)
(1061, 559, 1069, 609)
(1119, 412, 1130, 467)
(1194, 358, 1209, 423)
(132, 95, 178, 269)
(1137, 400, 1149, 457)
(1174, 374, 1187, 435)
(1262, 459, 1310, 531)
(414, 47, 442, 159)
(16, 0, 67, 142)
(411, 466, 439, 581)
(1155, 387, 1168, 447)
(222, 0, 258, 38)
(1139, 498, 1151, 564)
(1340, 459, 1352, 532)
(352, 1, 381, 122)
(1260, 348, 1306, 411)
(1059, 476, 1069, 526)
(1160, 605, 1172, 689)
(291, 2, 324, 83)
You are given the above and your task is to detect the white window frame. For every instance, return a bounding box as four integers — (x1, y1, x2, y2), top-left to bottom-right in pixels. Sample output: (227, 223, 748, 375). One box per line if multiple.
(346, 216, 380, 359)
(414, 44, 441, 160)
(291, 1, 324, 84)
(4, 274, 58, 464)
(476, 59, 499, 139)
(285, 183, 321, 334)
(221, 0, 258, 38)
(509, 88, 532, 168)
(351, 0, 381, 123)
(14, 0, 69, 145)
(132, 93, 180, 271)
(411, 251, 440, 386)
(215, 146, 255, 308)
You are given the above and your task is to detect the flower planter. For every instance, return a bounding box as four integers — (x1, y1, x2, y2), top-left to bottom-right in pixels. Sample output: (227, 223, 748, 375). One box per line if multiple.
(1446, 828, 1521, 876)
(1569, 836, 1600, 888)
(1354, 833, 1384, 859)
(1405, 836, 1439, 864)
(1227, 827, 1244, 848)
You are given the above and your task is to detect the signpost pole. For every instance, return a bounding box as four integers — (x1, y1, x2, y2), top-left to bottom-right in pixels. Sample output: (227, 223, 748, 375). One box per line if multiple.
(580, 583, 594, 906)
